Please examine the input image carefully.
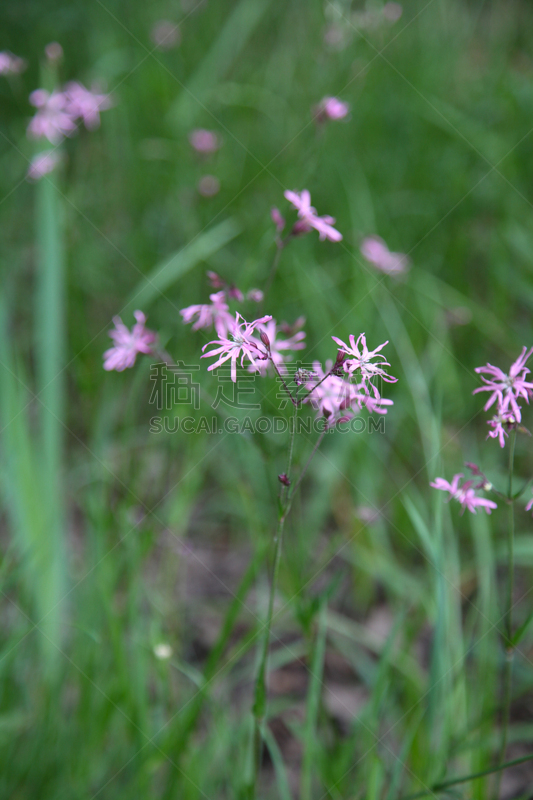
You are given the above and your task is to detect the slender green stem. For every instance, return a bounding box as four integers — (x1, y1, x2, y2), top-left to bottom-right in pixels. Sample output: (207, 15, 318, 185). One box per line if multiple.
(496, 430, 516, 799)
(289, 427, 327, 501)
(262, 244, 283, 304)
(398, 752, 533, 800)
(270, 357, 335, 409)
(271, 359, 298, 406)
(298, 368, 335, 406)
(251, 403, 297, 793)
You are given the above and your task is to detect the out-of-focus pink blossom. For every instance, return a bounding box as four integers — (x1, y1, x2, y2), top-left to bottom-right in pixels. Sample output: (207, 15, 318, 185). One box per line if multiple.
(0, 51, 26, 75)
(26, 150, 62, 181)
(247, 289, 264, 303)
(103, 311, 156, 371)
(64, 82, 113, 130)
(331, 333, 397, 394)
(430, 473, 497, 515)
(180, 291, 233, 337)
(361, 236, 410, 275)
(284, 189, 342, 242)
(526, 495, 533, 515)
(271, 207, 285, 234)
(27, 89, 77, 144)
(45, 42, 63, 62)
(198, 175, 220, 196)
(202, 312, 272, 382)
(150, 20, 181, 50)
(252, 319, 306, 375)
(383, 2, 403, 22)
(314, 96, 350, 121)
(473, 347, 533, 423)
(189, 129, 220, 153)
(357, 388, 394, 415)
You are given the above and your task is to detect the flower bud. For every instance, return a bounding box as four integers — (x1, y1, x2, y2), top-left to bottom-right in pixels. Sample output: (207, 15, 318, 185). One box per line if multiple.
(260, 331, 271, 350)
(227, 285, 244, 302)
(271, 207, 285, 233)
(45, 42, 63, 62)
(207, 271, 225, 289)
(278, 473, 291, 486)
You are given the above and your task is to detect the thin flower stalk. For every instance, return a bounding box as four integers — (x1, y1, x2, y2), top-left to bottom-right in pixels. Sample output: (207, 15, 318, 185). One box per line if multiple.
(497, 431, 517, 799)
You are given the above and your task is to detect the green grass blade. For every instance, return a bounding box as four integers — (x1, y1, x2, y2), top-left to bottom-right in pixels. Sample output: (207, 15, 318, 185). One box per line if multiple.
(125, 218, 241, 312)
(301, 596, 327, 800)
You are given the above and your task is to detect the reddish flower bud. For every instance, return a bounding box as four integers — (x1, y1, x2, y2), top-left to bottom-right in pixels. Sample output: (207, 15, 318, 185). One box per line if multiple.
(207, 271, 225, 289)
(278, 473, 291, 486)
(271, 207, 285, 233)
(260, 331, 271, 350)
(227, 285, 244, 302)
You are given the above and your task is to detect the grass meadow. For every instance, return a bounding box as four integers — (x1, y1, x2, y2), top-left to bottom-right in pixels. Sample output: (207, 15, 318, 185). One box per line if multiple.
(2, 0, 533, 797)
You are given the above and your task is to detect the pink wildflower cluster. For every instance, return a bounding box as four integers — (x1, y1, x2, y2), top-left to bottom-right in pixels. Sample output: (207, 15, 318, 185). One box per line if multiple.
(296, 334, 395, 428)
(182, 276, 305, 381)
(360, 236, 410, 276)
(103, 311, 156, 372)
(305, 356, 393, 428)
(430, 468, 497, 515)
(180, 273, 264, 339)
(283, 190, 342, 242)
(473, 346, 533, 447)
(28, 82, 113, 145)
(0, 51, 26, 75)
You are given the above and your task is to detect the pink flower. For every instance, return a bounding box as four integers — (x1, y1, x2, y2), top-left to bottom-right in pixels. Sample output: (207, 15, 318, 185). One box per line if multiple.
(357, 388, 394, 415)
(473, 347, 533, 423)
(284, 189, 342, 242)
(180, 291, 233, 338)
(360, 236, 410, 275)
(189, 129, 220, 153)
(526, 495, 533, 515)
(383, 2, 403, 22)
(26, 150, 62, 181)
(486, 408, 516, 448)
(64, 82, 113, 130)
(247, 289, 264, 303)
(331, 333, 397, 394)
(305, 360, 358, 425)
(430, 473, 497, 515)
(201, 313, 272, 382)
(27, 89, 77, 144)
(314, 96, 350, 121)
(0, 51, 26, 75)
(252, 319, 306, 375)
(103, 311, 156, 371)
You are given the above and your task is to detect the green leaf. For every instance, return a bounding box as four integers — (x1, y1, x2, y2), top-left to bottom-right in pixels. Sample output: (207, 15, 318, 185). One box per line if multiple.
(124, 218, 241, 313)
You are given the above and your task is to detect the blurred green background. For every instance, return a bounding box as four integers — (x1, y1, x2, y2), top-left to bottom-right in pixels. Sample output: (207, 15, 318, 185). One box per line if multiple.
(1, 0, 533, 797)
